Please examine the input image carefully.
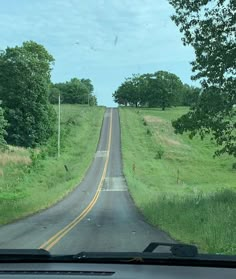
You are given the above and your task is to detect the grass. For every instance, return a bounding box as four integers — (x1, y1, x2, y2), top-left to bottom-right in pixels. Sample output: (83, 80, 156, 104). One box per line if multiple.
(119, 106, 236, 254)
(0, 105, 105, 224)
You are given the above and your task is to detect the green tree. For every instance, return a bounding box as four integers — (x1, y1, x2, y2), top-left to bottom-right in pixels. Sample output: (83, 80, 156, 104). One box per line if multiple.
(89, 95, 98, 106)
(49, 86, 62, 104)
(63, 78, 89, 104)
(113, 71, 185, 109)
(81, 78, 94, 94)
(127, 75, 142, 107)
(146, 71, 183, 110)
(169, 0, 236, 156)
(0, 41, 56, 147)
(0, 107, 7, 149)
(181, 84, 200, 107)
(113, 77, 141, 107)
(113, 86, 129, 106)
(50, 78, 97, 105)
(137, 74, 151, 106)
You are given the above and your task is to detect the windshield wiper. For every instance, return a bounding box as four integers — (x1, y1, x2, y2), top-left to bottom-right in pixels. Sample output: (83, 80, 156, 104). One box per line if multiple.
(0, 244, 236, 268)
(143, 242, 198, 257)
(71, 242, 198, 262)
(70, 243, 236, 267)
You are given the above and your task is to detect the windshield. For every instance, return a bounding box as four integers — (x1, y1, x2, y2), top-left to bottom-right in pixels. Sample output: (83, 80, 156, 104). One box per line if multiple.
(0, 0, 235, 257)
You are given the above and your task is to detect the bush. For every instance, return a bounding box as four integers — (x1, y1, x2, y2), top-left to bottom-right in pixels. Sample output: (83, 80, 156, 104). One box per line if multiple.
(0, 107, 7, 149)
(146, 128, 152, 135)
(155, 145, 164, 159)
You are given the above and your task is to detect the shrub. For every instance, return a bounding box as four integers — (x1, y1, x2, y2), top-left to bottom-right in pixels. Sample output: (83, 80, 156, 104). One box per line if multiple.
(0, 107, 7, 150)
(146, 128, 152, 135)
(155, 145, 164, 159)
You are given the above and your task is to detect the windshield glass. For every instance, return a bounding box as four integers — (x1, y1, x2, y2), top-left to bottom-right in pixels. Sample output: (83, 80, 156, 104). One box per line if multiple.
(0, 0, 235, 256)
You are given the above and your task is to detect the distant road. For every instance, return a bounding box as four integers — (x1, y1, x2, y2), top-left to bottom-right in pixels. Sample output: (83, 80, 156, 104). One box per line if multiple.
(0, 108, 173, 253)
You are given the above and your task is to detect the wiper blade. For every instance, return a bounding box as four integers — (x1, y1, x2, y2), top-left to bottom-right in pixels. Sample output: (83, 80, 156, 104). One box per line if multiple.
(69, 243, 236, 267)
(143, 242, 198, 257)
(68, 251, 236, 267)
(0, 249, 51, 261)
(72, 243, 198, 261)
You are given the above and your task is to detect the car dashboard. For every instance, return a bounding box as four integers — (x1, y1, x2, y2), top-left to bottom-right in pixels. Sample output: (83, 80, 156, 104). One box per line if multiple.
(0, 262, 236, 279)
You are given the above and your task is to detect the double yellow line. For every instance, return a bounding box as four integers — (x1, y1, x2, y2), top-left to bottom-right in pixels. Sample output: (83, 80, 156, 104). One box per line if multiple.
(39, 109, 113, 251)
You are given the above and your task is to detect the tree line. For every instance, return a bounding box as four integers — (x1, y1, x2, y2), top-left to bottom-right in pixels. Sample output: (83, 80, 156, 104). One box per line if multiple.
(0, 41, 96, 149)
(49, 78, 97, 106)
(113, 71, 200, 110)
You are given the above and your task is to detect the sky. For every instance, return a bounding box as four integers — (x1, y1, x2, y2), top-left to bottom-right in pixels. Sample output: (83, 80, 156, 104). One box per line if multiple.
(0, 0, 197, 107)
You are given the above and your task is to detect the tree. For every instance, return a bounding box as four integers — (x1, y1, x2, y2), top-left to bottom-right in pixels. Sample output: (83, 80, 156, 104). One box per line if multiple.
(89, 95, 98, 106)
(127, 75, 143, 107)
(0, 107, 7, 149)
(62, 78, 89, 104)
(181, 84, 200, 107)
(137, 74, 151, 106)
(0, 41, 56, 147)
(113, 71, 185, 108)
(113, 78, 140, 107)
(81, 79, 94, 94)
(169, 0, 236, 156)
(113, 84, 129, 106)
(146, 71, 183, 109)
(50, 78, 97, 105)
(49, 86, 62, 104)
(81, 78, 95, 105)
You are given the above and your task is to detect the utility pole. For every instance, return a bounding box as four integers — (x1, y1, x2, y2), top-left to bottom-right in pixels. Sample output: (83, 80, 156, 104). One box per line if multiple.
(58, 93, 61, 158)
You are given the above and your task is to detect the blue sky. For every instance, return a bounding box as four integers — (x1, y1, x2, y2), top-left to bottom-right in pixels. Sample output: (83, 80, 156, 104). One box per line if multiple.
(0, 0, 197, 106)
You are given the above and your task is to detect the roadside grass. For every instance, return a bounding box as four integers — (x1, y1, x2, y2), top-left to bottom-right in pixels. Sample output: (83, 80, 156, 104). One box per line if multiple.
(0, 105, 105, 224)
(120, 107, 236, 254)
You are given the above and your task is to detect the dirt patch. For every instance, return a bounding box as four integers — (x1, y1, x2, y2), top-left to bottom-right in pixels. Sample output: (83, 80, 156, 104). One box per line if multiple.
(144, 115, 164, 124)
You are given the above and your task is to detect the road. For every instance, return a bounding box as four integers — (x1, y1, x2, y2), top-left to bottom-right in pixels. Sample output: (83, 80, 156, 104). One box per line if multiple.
(0, 108, 173, 254)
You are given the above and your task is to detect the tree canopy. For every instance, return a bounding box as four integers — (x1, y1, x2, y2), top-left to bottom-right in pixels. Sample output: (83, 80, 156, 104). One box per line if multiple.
(49, 78, 97, 106)
(169, 0, 236, 156)
(0, 41, 56, 147)
(113, 71, 199, 109)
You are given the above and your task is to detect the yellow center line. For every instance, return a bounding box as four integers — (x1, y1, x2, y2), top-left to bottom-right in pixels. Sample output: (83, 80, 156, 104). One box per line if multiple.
(39, 109, 113, 251)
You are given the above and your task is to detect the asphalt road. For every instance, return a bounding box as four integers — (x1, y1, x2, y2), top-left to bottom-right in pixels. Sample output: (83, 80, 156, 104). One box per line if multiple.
(0, 108, 173, 254)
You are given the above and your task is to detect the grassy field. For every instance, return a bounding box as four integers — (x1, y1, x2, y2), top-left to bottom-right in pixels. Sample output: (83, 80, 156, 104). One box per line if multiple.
(119, 107, 236, 254)
(0, 105, 105, 224)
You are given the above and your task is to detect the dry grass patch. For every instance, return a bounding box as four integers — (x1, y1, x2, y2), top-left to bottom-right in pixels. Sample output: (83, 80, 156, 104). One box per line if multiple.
(158, 135, 181, 146)
(144, 115, 164, 124)
(146, 116, 183, 147)
(0, 147, 31, 166)
(8, 146, 28, 153)
(0, 153, 31, 166)
(144, 114, 191, 158)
